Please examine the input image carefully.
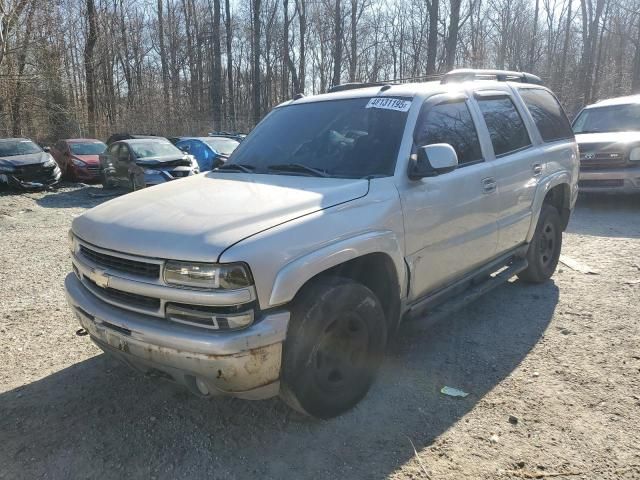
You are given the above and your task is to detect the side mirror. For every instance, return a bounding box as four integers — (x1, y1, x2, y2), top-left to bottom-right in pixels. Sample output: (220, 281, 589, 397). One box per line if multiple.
(43, 146, 51, 153)
(408, 143, 458, 180)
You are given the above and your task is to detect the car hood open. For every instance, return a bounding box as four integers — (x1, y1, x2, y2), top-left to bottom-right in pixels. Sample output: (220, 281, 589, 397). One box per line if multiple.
(0, 152, 49, 169)
(72, 172, 370, 262)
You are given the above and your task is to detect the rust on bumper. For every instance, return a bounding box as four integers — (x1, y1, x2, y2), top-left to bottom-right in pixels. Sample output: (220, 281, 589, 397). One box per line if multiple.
(65, 273, 289, 400)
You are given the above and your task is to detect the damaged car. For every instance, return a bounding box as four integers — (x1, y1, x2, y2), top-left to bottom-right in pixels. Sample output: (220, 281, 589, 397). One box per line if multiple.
(0, 138, 61, 191)
(99, 138, 199, 191)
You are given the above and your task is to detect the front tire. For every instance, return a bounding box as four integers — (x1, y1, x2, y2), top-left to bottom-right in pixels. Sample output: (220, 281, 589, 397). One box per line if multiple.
(100, 171, 114, 189)
(280, 277, 388, 419)
(518, 204, 562, 283)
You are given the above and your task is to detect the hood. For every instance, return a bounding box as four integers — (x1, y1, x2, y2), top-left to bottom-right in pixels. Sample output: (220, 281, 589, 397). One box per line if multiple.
(0, 151, 49, 169)
(576, 131, 640, 147)
(72, 172, 370, 262)
(74, 154, 100, 165)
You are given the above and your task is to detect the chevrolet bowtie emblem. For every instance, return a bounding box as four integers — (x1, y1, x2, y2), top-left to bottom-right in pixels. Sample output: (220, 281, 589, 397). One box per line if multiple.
(93, 269, 110, 288)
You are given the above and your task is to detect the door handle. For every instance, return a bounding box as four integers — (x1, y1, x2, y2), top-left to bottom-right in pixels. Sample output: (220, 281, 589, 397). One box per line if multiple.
(532, 163, 543, 176)
(482, 177, 497, 194)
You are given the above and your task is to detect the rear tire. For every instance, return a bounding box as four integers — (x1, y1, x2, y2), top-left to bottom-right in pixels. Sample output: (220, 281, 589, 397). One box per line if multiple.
(280, 277, 388, 419)
(517, 204, 562, 283)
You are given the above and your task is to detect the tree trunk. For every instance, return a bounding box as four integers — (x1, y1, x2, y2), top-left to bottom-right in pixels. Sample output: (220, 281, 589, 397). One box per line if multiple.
(85, 0, 98, 137)
(252, 0, 262, 124)
(210, 0, 223, 129)
(332, 0, 342, 86)
(528, 0, 540, 70)
(225, 0, 236, 128)
(296, 0, 306, 91)
(348, 0, 357, 82)
(445, 0, 461, 71)
(157, 0, 171, 115)
(426, 0, 439, 74)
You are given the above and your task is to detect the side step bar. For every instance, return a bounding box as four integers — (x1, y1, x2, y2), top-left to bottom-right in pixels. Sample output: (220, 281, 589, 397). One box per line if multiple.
(405, 257, 528, 330)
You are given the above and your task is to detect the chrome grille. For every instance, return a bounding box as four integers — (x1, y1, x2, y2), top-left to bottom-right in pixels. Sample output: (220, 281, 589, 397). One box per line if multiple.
(580, 152, 627, 169)
(85, 277, 161, 309)
(79, 245, 160, 279)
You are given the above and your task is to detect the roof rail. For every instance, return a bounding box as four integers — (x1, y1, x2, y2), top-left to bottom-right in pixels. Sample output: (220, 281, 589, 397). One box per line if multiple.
(441, 69, 543, 85)
(327, 82, 390, 93)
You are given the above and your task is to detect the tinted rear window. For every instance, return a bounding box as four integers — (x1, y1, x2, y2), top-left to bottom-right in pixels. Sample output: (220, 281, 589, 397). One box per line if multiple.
(477, 97, 531, 156)
(519, 88, 574, 142)
(415, 100, 483, 165)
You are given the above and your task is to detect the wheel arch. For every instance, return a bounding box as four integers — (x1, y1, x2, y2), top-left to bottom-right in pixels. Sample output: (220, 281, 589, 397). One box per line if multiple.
(526, 172, 572, 243)
(268, 231, 406, 330)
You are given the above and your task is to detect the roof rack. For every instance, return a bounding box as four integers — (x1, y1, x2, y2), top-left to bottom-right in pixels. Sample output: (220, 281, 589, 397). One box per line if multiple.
(441, 69, 543, 85)
(327, 82, 391, 93)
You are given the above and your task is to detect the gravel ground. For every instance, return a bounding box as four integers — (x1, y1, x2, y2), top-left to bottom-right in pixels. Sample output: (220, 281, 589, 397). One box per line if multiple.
(1, 184, 639, 479)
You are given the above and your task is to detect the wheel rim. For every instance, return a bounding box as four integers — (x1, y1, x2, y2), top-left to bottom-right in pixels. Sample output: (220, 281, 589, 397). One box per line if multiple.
(312, 313, 370, 392)
(539, 221, 556, 266)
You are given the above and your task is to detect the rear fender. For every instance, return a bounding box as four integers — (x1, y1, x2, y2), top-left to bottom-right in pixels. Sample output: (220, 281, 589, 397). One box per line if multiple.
(526, 171, 573, 243)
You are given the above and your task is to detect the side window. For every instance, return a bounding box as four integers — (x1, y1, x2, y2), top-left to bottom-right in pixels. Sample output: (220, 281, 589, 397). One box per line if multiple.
(117, 144, 130, 162)
(519, 88, 574, 142)
(107, 144, 119, 156)
(414, 100, 483, 165)
(477, 96, 531, 156)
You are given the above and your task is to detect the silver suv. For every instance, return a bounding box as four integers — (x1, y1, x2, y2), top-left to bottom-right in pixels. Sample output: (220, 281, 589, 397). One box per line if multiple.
(65, 69, 579, 419)
(573, 95, 640, 193)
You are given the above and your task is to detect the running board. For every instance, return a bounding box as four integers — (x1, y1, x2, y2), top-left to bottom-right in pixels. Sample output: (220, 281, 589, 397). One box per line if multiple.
(405, 258, 528, 329)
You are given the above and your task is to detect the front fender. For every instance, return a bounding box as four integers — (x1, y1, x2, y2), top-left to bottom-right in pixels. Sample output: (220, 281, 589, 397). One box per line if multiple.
(268, 230, 407, 307)
(525, 171, 574, 243)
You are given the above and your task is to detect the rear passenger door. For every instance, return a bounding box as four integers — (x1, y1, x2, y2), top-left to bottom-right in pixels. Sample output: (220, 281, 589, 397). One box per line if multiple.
(401, 94, 499, 299)
(472, 87, 541, 254)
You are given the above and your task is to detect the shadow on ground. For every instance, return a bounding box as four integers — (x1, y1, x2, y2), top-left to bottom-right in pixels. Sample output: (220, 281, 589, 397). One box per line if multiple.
(33, 184, 127, 209)
(569, 193, 640, 238)
(0, 279, 558, 479)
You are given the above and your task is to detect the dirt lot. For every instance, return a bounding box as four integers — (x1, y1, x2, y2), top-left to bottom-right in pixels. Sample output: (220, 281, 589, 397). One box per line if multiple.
(1, 184, 639, 479)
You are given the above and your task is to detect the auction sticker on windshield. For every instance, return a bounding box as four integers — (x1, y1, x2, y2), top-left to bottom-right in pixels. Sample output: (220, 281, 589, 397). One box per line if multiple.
(365, 97, 412, 112)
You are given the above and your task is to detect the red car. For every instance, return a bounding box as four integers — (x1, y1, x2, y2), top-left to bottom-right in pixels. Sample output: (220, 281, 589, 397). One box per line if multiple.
(51, 138, 107, 182)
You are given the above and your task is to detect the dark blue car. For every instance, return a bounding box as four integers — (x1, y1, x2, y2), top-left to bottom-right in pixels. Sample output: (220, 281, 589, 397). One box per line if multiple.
(175, 136, 240, 172)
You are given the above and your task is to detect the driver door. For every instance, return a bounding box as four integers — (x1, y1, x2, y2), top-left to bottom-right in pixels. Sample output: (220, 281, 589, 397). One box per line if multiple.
(399, 94, 499, 299)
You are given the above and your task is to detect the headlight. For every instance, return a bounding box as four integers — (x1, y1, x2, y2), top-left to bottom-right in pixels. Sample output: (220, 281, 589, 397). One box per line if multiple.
(630, 147, 640, 161)
(164, 261, 253, 290)
(43, 157, 57, 168)
(71, 158, 87, 167)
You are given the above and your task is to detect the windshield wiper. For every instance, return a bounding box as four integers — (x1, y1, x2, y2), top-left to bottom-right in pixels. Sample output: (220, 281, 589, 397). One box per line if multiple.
(216, 163, 255, 173)
(268, 163, 328, 177)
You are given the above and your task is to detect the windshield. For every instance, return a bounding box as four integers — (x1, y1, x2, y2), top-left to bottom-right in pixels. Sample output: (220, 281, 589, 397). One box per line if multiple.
(131, 142, 181, 158)
(573, 104, 640, 133)
(204, 137, 239, 155)
(226, 97, 412, 178)
(70, 142, 107, 155)
(0, 140, 42, 157)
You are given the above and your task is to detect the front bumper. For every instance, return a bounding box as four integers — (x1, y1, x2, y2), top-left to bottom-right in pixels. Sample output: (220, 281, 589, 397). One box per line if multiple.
(0, 165, 61, 190)
(72, 165, 101, 182)
(65, 273, 289, 400)
(579, 166, 640, 193)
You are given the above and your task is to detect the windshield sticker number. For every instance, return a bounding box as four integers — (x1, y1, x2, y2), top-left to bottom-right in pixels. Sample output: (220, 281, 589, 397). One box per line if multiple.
(366, 98, 412, 112)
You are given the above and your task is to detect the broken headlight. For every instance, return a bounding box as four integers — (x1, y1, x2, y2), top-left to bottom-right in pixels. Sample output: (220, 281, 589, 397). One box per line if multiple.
(164, 261, 253, 290)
